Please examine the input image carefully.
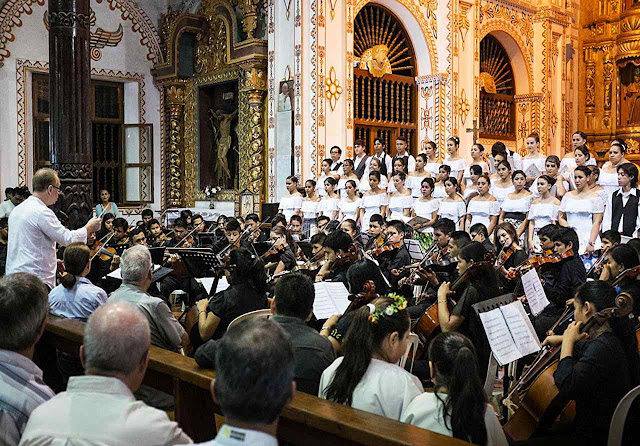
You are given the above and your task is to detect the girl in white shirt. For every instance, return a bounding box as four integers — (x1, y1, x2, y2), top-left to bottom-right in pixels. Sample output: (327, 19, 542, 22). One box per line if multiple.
(424, 140, 442, 177)
(301, 180, 322, 237)
(319, 295, 423, 420)
(402, 332, 508, 446)
(599, 141, 632, 198)
(462, 143, 489, 193)
(522, 133, 546, 187)
(489, 160, 515, 207)
(278, 175, 303, 221)
(387, 172, 413, 222)
(463, 165, 482, 200)
(407, 154, 432, 198)
(361, 157, 389, 192)
(444, 137, 465, 184)
(317, 158, 338, 197)
(318, 177, 339, 220)
(338, 180, 362, 222)
(337, 159, 360, 197)
(560, 131, 596, 172)
(466, 174, 499, 234)
(438, 177, 466, 230)
(411, 177, 439, 233)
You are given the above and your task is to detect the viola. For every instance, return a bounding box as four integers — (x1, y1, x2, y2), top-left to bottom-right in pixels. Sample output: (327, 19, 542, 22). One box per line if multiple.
(344, 280, 378, 313)
(506, 250, 573, 280)
(503, 292, 634, 441)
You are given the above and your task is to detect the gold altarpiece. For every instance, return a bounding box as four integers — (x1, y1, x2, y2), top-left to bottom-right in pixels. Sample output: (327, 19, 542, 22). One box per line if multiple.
(152, 0, 267, 213)
(581, 0, 640, 162)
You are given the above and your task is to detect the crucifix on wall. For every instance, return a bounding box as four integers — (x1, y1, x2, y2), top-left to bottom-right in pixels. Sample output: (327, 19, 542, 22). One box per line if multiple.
(466, 119, 483, 144)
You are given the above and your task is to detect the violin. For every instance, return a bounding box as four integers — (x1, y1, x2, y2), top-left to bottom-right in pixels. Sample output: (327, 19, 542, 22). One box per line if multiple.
(369, 240, 403, 257)
(503, 292, 634, 441)
(506, 250, 573, 280)
(344, 280, 378, 313)
(261, 239, 286, 260)
(496, 246, 514, 268)
(586, 247, 609, 279)
(332, 243, 360, 266)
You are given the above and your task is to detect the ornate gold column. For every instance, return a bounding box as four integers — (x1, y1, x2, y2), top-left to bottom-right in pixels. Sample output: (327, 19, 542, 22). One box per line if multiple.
(603, 50, 614, 129)
(165, 84, 186, 207)
(241, 66, 267, 212)
(584, 50, 596, 130)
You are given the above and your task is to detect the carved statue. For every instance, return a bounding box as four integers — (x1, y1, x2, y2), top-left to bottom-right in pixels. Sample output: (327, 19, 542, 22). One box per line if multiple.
(479, 72, 497, 94)
(208, 109, 238, 182)
(625, 68, 640, 125)
(359, 44, 392, 78)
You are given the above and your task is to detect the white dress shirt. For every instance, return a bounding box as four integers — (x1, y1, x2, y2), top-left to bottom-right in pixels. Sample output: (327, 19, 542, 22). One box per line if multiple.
(6, 196, 87, 289)
(0, 200, 16, 218)
(195, 425, 278, 446)
(602, 187, 640, 236)
(19, 375, 192, 446)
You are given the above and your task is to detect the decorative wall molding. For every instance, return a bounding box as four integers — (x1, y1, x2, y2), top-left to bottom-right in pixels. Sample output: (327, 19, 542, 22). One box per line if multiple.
(15, 58, 148, 187)
(0, 0, 163, 68)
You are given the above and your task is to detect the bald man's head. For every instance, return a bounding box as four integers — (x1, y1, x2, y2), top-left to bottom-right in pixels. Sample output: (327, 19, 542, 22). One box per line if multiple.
(82, 302, 150, 375)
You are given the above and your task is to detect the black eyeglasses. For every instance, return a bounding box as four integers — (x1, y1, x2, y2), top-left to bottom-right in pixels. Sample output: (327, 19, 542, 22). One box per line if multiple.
(50, 184, 61, 191)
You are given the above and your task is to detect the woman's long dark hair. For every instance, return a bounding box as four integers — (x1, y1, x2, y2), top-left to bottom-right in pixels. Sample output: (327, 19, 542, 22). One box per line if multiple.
(346, 259, 390, 297)
(323, 296, 409, 406)
(61, 242, 91, 289)
(574, 281, 640, 387)
(228, 248, 268, 294)
(458, 242, 499, 298)
(429, 332, 488, 445)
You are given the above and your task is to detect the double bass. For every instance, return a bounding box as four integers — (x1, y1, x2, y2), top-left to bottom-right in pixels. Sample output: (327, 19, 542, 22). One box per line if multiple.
(502, 292, 634, 441)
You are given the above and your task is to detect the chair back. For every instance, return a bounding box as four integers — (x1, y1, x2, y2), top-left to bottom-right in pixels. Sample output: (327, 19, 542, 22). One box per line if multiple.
(399, 332, 420, 373)
(608, 384, 640, 446)
(227, 309, 272, 331)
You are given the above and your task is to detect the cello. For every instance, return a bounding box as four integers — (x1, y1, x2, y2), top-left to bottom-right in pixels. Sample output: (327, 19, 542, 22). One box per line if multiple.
(502, 292, 634, 441)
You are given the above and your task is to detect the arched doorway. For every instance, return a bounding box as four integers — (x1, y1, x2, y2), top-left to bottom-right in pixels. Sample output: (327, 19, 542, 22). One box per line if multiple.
(479, 34, 516, 141)
(353, 4, 418, 156)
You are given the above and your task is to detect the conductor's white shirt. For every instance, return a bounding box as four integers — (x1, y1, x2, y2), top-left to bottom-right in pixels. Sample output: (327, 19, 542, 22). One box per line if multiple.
(6, 196, 87, 289)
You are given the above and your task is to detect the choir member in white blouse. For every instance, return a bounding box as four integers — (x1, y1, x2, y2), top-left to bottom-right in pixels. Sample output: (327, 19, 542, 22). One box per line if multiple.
(278, 175, 303, 221)
(599, 141, 631, 198)
(534, 155, 567, 199)
(360, 157, 389, 192)
(338, 180, 362, 222)
(489, 151, 507, 181)
(318, 177, 340, 220)
(463, 165, 482, 200)
(462, 143, 489, 193)
(402, 332, 508, 446)
(522, 133, 547, 187)
(466, 174, 499, 234)
(337, 158, 360, 197)
(489, 160, 515, 207)
(387, 172, 413, 222)
(444, 137, 465, 184)
(319, 296, 423, 420)
(560, 131, 596, 172)
(564, 145, 592, 191)
(411, 177, 439, 233)
(559, 166, 604, 254)
(587, 165, 609, 206)
(359, 171, 389, 233)
(424, 141, 442, 177)
(407, 154, 432, 198)
(433, 165, 451, 201)
(386, 158, 407, 194)
(301, 180, 322, 237)
(499, 170, 532, 245)
(438, 177, 466, 230)
(317, 158, 338, 197)
(527, 175, 561, 253)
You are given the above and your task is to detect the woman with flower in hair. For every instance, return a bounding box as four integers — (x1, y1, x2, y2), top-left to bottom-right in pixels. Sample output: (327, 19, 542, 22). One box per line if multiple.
(319, 294, 423, 420)
(403, 332, 508, 446)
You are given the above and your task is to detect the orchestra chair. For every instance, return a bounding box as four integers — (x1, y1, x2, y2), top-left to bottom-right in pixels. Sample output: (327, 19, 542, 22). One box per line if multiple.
(608, 384, 640, 446)
(227, 309, 272, 331)
(399, 332, 420, 374)
(484, 352, 499, 399)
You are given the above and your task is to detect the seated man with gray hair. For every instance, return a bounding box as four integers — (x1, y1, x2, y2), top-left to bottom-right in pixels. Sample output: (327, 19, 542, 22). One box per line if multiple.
(195, 318, 295, 446)
(0, 273, 55, 446)
(109, 245, 188, 408)
(19, 301, 192, 445)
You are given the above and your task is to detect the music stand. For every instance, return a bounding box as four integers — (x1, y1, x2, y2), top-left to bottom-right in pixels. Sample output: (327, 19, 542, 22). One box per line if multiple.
(404, 239, 424, 261)
(149, 247, 165, 266)
(297, 241, 313, 259)
(167, 248, 226, 297)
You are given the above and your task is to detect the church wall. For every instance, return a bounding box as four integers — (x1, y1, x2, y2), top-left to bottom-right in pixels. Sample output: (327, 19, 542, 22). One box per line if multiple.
(0, 0, 162, 214)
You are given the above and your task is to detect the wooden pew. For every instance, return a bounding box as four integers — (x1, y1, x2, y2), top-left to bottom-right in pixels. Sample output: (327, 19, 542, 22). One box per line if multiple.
(38, 316, 472, 446)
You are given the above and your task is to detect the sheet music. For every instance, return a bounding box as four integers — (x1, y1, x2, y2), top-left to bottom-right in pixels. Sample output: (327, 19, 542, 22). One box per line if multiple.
(404, 239, 425, 261)
(521, 269, 550, 316)
(500, 301, 541, 357)
(196, 276, 229, 295)
(478, 308, 521, 366)
(313, 281, 351, 319)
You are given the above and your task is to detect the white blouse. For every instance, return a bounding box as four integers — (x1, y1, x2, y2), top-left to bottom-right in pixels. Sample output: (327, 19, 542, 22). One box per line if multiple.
(425, 161, 442, 177)
(444, 158, 466, 180)
(407, 175, 429, 198)
(360, 174, 389, 192)
(467, 199, 500, 229)
(319, 358, 423, 421)
(278, 195, 303, 221)
(339, 197, 362, 221)
(438, 200, 467, 226)
(598, 169, 620, 199)
(388, 195, 414, 222)
(413, 198, 439, 233)
(560, 155, 597, 173)
(337, 177, 360, 196)
(501, 194, 533, 217)
(316, 174, 330, 196)
(559, 194, 605, 254)
(528, 201, 560, 229)
(490, 184, 515, 206)
(301, 200, 321, 220)
(433, 185, 447, 201)
(359, 193, 389, 232)
(318, 196, 339, 217)
(522, 157, 546, 176)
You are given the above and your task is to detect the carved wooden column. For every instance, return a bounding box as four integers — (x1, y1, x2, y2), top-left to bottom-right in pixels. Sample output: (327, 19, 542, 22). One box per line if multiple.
(241, 67, 267, 212)
(48, 0, 92, 229)
(165, 85, 186, 207)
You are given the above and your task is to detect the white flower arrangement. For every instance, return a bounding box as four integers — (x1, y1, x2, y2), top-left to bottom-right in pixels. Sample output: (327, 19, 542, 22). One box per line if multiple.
(204, 185, 222, 199)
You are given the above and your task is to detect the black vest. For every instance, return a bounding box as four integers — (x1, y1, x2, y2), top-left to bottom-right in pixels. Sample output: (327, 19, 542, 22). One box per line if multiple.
(331, 161, 342, 172)
(375, 153, 389, 177)
(353, 154, 370, 180)
(611, 190, 639, 236)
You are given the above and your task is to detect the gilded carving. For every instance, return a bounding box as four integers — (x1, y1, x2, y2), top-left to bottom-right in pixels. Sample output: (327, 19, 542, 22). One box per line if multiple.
(325, 66, 342, 111)
(195, 16, 227, 74)
(165, 84, 186, 207)
(457, 2, 472, 51)
(244, 66, 267, 91)
(585, 61, 596, 109)
(239, 0, 261, 38)
(457, 89, 470, 125)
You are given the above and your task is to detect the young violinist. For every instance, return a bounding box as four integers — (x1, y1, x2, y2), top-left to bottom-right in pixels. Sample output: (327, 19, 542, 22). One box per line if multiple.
(599, 244, 640, 318)
(495, 222, 527, 293)
(129, 228, 148, 247)
(289, 215, 304, 241)
(180, 209, 193, 227)
(375, 220, 411, 289)
(319, 295, 424, 419)
(532, 227, 586, 340)
(340, 219, 363, 251)
(148, 219, 168, 247)
(431, 218, 455, 265)
(600, 229, 621, 251)
(95, 212, 114, 241)
(245, 213, 267, 243)
(315, 229, 357, 285)
(264, 225, 296, 276)
(402, 332, 508, 446)
(109, 218, 130, 248)
(315, 215, 331, 235)
(436, 241, 499, 379)
(537, 281, 640, 446)
(469, 223, 496, 254)
(364, 214, 386, 252)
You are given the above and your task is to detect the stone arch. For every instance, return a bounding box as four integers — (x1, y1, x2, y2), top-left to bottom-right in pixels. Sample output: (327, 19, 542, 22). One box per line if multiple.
(354, 0, 436, 75)
(478, 23, 533, 95)
(0, 0, 163, 68)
